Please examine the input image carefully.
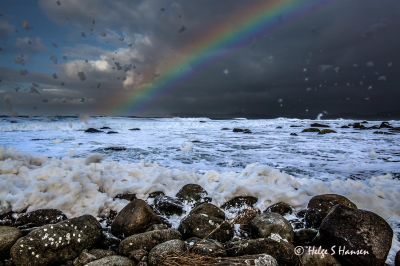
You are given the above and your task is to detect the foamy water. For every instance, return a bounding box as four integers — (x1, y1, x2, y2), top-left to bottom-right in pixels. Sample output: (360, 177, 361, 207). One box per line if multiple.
(0, 117, 399, 264)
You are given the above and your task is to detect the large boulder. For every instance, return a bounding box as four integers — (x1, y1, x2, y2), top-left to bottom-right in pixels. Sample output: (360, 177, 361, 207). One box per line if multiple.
(10, 215, 102, 266)
(189, 203, 225, 220)
(0, 226, 22, 258)
(305, 194, 357, 228)
(111, 199, 162, 238)
(225, 238, 300, 266)
(148, 239, 187, 266)
(15, 209, 67, 228)
(119, 229, 181, 255)
(178, 213, 233, 243)
(84, 255, 133, 266)
(395, 250, 400, 266)
(176, 184, 210, 204)
(294, 228, 318, 246)
(318, 205, 393, 266)
(250, 212, 294, 242)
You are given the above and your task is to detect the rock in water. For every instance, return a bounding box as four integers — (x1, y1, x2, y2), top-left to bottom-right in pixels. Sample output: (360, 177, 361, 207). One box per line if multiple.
(395, 250, 400, 266)
(10, 215, 101, 266)
(179, 213, 233, 242)
(15, 209, 67, 228)
(119, 229, 181, 255)
(318, 205, 393, 266)
(265, 202, 293, 216)
(84, 128, 103, 133)
(302, 128, 321, 133)
(250, 212, 294, 242)
(84, 255, 133, 266)
(310, 123, 330, 128)
(0, 226, 22, 258)
(148, 239, 186, 266)
(318, 129, 337, 134)
(221, 196, 258, 210)
(111, 199, 162, 238)
(153, 195, 184, 216)
(176, 184, 210, 204)
(305, 194, 357, 228)
(189, 203, 225, 220)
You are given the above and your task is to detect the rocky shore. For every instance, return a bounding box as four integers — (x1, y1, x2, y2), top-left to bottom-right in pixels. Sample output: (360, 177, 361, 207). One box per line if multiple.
(0, 184, 397, 266)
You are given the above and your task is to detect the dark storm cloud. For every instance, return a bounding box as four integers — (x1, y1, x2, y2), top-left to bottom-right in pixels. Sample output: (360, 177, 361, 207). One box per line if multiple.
(1, 0, 399, 117)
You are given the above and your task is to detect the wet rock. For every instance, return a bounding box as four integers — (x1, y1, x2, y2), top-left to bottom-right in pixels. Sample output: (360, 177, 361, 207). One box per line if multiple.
(395, 250, 400, 266)
(294, 228, 318, 246)
(250, 212, 294, 242)
(100, 127, 111, 130)
(106, 131, 118, 134)
(176, 184, 210, 204)
(119, 229, 181, 255)
(15, 209, 67, 228)
(187, 237, 226, 257)
(318, 205, 393, 266)
(104, 146, 127, 152)
(148, 191, 165, 199)
(302, 128, 321, 133)
(373, 131, 393, 135)
(111, 199, 162, 238)
(351, 123, 366, 129)
(340, 125, 349, 129)
(318, 129, 337, 134)
(290, 133, 298, 136)
(153, 195, 184, 216)
(232, 128, 244, 132)
(301, 248, 341, 266)
(379, 121, 393, 129)
(84, 128, 103, 133)
(221, 127, 230, 130)
(189, 203, 225, 220)
(84, 256, 133, 266)
(0, 226, 22, 258)
(11, 215, 102, 266)
(0, 212, 16, 226)
(265, 202, 293, 216)
(113, 193, 136, 201)
(310, 123, 330, 128)
(221, 196, 258, 210)
(234, 208, 260, 233)
(148, 239, 186, 266)
(225, 238, 299, 266)
(129, 128, 141, 131)
(305, 194, 357, 228)
(178, 213, 233, 242)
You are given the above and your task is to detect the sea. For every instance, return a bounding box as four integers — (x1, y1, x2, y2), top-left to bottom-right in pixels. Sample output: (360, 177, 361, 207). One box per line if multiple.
(0, 116, 399, 263)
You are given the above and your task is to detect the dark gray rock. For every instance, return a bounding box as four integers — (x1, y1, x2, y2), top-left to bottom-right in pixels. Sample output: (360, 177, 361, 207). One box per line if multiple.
(114, 193, 136, 201)
(318, 205, 393, 266)
(10, 215, 102, 266)
(119, 229, 181, 255)
(189, 203, 225, 220)
(179, 213, 233, 242)
(148, 239, 186, 266)
(145, 224, 169, 232)
(73, 249, 116, 266)
(250, 212, 294, 242)
(305, 194, 357, 228)
(15, 209, 67, 228)
(302, 128, 321, 133)
(84, 256, 133, 266)
(0, 226, 22, 258)
(106, 131, 118, 134)
(310, 123, 330, 128)
(84, 128, 103, 133)
(225, 238, 300, 266)
(221, 196, 258, 210)
(176, 184, 210, 204)
(126, 249, 147, 264)
(111, 199, 162, 238)
(265, 202, 293, 216)
(153, 195, 184, 216)
(318, 129, 337, 134)
(395, 250, 400, 266)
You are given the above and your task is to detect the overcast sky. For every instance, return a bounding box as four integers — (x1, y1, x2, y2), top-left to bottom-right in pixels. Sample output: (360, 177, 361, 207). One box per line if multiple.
(0, 0, 399, 118)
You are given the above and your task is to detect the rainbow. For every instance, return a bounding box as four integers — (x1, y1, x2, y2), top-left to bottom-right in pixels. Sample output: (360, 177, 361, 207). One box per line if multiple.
(110, 0, 327, 115)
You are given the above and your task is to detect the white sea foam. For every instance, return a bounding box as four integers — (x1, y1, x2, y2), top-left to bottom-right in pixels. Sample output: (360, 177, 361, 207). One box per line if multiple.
(0, 147, 398, 264)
